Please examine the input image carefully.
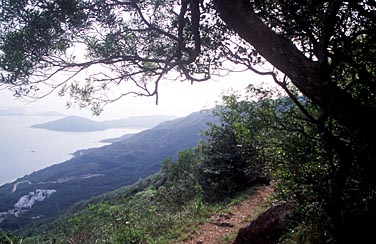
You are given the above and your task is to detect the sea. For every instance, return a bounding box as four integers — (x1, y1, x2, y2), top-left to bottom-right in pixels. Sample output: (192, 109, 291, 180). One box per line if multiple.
(0, 115, 141, 186)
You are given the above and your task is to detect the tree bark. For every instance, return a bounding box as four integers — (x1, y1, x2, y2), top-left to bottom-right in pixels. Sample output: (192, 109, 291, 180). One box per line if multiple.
(213, 0, 376, 241)
(213, 0, 376, 141)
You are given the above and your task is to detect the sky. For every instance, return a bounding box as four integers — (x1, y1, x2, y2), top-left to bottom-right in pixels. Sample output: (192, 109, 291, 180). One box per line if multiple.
(0, 70, 275, 120)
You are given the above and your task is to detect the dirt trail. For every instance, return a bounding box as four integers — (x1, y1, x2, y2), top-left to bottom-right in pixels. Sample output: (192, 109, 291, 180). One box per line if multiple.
(180, 185, 273, 244)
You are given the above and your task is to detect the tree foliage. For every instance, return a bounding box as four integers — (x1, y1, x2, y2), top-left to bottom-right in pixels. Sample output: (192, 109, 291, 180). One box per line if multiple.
(1, 0, 376, 242)
(1, 0, 231, 112)
(197, 93, 270, 201)
(199, 88, 342, 242)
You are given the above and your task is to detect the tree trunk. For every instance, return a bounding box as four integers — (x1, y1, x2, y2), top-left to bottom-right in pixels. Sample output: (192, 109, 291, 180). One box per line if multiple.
(213, 0, 376, 242)
(213, 0, 376, 142)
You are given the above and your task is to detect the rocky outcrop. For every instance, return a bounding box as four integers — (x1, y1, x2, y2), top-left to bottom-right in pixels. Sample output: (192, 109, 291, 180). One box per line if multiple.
(0, 189, 56, 222)
(233, 202, 295, 244)
(14, 189, 56, 209)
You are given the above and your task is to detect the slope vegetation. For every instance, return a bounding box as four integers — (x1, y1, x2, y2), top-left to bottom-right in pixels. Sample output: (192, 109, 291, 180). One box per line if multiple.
(0, 110, 213, 231)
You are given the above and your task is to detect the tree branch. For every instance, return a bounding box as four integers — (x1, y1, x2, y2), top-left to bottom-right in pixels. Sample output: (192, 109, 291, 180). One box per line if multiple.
(318, 0, 344, 64)
(213, 0, 376, 139)
(213, 0, 318, 87)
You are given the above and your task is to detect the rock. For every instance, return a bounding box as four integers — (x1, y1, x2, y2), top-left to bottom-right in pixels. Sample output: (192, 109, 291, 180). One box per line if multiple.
(232, 202, 295, 244)
(246, 174, 270, 187)
(14, 189, 56, 210)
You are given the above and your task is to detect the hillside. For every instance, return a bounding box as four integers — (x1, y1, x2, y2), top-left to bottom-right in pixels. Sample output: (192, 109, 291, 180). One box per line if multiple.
(31, 114, 177, 132)
(31, 115, 106, 131)
(0, 110, 213, 231)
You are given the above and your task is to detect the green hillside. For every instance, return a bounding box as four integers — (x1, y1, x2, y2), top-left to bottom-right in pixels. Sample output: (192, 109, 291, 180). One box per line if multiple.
(1, 91, 374, 244)
(0, 111, 213, 231)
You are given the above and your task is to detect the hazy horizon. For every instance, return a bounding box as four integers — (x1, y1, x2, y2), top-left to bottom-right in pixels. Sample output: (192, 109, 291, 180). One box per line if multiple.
(0, 72, 275, 185)
(0, 115, 147, 186)
(0, 71, 275, 120)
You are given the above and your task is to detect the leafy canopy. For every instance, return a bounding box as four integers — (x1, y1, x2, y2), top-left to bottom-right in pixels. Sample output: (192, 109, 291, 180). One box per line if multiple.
(1, 0, 234, 113)
(1, 1, 376, 242)
(1, 1, 375, 121)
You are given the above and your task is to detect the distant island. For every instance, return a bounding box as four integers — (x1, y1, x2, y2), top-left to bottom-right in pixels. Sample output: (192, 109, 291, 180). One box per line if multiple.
(0, 107, 65, 117)
(0, 110, 212, 231)
(31, 115, 177, 132)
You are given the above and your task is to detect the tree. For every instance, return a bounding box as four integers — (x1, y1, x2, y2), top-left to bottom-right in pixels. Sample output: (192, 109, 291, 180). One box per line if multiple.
(197, 93, 272, 202)
(159, 149, 201, 206)
(1, 0, 375, 242)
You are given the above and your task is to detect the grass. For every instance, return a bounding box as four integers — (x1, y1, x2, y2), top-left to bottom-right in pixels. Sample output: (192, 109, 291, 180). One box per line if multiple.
(222, 232, 237, 244)
(11, 185, 273, 244)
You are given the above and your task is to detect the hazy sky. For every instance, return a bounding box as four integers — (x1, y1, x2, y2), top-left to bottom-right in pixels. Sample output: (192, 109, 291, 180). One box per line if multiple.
(0, 71, 274, 120)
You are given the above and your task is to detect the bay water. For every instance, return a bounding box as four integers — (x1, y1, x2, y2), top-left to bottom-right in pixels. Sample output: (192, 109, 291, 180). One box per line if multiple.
(0, 116, 141, 186)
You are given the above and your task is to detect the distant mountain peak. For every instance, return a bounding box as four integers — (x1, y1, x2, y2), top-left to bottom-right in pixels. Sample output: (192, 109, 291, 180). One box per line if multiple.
(31, 115, 106, 132)
(0, 109, 215, 230)
(31, 115, 178, 132)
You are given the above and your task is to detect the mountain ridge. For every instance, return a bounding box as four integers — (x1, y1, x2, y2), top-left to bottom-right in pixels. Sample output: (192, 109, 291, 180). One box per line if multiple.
(0, 110, 214, 231)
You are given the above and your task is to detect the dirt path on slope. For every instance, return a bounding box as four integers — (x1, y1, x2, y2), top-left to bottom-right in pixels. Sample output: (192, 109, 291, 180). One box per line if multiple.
(180, 185, 273, 244)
